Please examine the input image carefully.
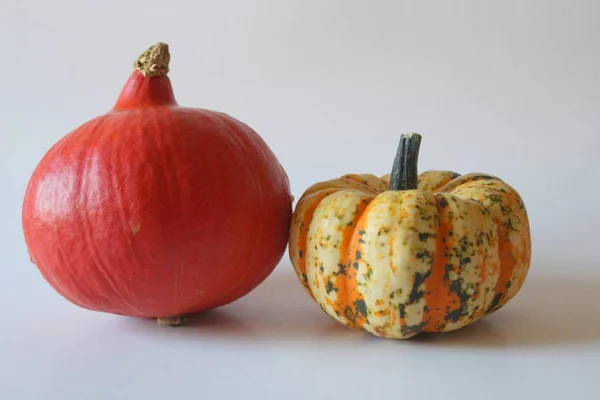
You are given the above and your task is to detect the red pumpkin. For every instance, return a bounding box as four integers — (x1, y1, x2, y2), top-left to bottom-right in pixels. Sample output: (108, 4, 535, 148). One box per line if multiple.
(22, 43, 292, 325)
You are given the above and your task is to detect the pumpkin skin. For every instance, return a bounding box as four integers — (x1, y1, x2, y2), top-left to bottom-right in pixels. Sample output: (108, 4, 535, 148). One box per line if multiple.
(22, 43, 292, 324)
(289, 162, 531, 339)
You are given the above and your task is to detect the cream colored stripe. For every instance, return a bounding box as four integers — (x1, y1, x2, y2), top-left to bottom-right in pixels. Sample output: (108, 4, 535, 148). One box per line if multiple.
(357, 190, 437, 339)
(305, 189, 373, 326)
(289, 189, 338, 293)
(450, 179, 530, 303)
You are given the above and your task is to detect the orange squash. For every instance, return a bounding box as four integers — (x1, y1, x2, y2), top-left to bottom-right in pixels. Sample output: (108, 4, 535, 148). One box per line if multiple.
(22, 43, 292, 325)
(289, 133, 531, 339)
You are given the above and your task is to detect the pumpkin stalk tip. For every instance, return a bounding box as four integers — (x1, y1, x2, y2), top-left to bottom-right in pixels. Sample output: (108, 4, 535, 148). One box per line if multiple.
(389, 133, 422, 191)
(134, 42, 170, 78)
(157, 315, 186, 326)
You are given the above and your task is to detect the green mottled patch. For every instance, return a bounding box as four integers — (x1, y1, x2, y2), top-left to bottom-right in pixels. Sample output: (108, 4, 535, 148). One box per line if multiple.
(439, 197, 449, 207)
(445, 278, 470, 323)
(326, 279, 337, 294)
(488, 194, 503, 203)
(408, 270, 431, 303)
(401, 322, 427, 337)
(390, 288, 403, 299)
(418, 232, 433, 241)
(344, 306, 355, 322)
(486, 292, 504, 313)
(416, 249, 432, 261)
(398, 303, 407, 318)
(335, 263, 347, 276)
(353, 299, 368, 319)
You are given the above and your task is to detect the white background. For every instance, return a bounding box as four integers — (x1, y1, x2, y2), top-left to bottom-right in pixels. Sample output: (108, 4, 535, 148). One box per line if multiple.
(2, 0, 599, 399)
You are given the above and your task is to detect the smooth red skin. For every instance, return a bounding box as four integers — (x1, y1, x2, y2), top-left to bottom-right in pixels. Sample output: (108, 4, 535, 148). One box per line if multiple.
(22, 71, 292, 318)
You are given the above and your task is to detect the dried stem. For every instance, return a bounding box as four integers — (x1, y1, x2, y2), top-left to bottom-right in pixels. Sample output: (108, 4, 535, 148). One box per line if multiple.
(134, 42, 170, 77)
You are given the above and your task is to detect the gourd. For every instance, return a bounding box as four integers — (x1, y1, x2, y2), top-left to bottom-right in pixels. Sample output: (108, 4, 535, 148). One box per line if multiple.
(22, 43, 292, 325)
(289, 133, 531, 339)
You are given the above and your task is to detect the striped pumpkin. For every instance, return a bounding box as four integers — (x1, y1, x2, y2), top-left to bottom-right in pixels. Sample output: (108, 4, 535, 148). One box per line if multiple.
(289, 134, 531, 339)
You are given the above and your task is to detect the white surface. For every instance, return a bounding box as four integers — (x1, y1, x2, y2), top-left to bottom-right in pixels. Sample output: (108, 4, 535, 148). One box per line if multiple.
(2, 250, 599, 399)
(2, 1, 599, 399)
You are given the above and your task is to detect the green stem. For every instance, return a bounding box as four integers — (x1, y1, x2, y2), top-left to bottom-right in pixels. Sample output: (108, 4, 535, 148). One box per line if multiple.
(389, 133, 422, 191)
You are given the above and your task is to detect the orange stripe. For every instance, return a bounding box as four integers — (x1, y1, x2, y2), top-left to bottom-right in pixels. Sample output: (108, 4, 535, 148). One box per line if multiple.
(423, 196, 460, 332)
(334, 200, 370, 329)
